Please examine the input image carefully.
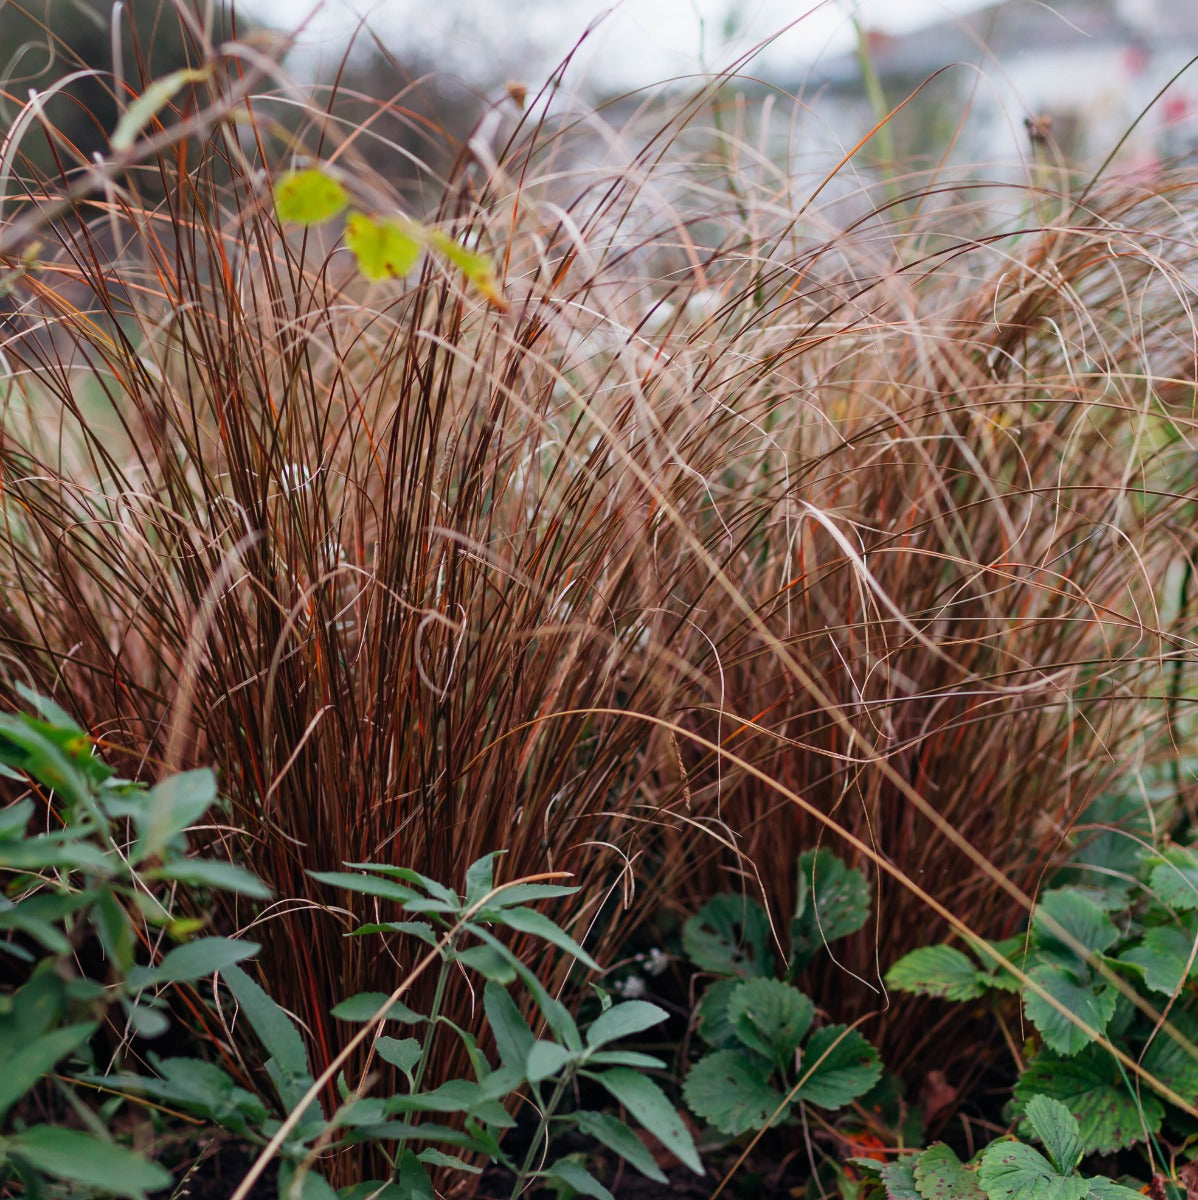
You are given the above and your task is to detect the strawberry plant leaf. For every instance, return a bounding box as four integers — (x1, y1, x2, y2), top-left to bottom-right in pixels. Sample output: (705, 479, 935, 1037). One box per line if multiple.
(726, 978, 814, 1069)
(1024, 1094, 1084, 1174)
(683, 1047, 789, 1136)
(1032, 890, 1118, 960)
(794, 1024, 882, 1110)
(1022, 964, 1116, 1055)
(683, 894, 773, 978)
(880, 1157, 922, 1200)
(885, 945, 990, 1001)
(977, 1141, 1089, 1200)
(792, 848, 870, 970)
(913, 1143, 985, 1200)
(1120, 922, 1198, 995)
(1148, 846, 1198, 910)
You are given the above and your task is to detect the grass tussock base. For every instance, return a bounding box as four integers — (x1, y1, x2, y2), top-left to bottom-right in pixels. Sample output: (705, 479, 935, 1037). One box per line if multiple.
(2, 12, 1197, 1177)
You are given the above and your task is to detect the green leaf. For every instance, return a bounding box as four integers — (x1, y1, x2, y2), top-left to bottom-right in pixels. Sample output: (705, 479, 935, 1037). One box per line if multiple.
(977, 1141, 1089, 1200)
(0, 836, 112, 871)
(275, 169, 349, 225)
(221, 963, 311, 1078)
(885, 945, 989, 1001)
(1120, 921, 1198, 995)
(485, 882, 580, 908)
(309, 871, 420, 904)
(794, 1025, 883, 1110)
(1022, 964, 1116, 1055)
(397, 1150, 435, 1200)
(584, 1050, 666, 1069)
(1139, 1014, 1198, 1105)
(147, 859, 272, 899)
(683, 893, 773, 978)
(484, 981, 534, 1072)
(1024, 1094, 1084, 1175)
(345, 214, 422, 281)
(880, 1158, 923, 1200)
(110, 68, 209, 152)
(913, 1143, 985, 1200)
(331, 993, 422, 1023)
(527, 1039, 575, 1082)
(340, 1184, 406, 1200)
(375, 1036, 422, 1075)
(694, 977, 747, 1048)
(453, 943, 517, 983)
(0, 796, 33, 839)
(683, 1047, 788, 1136)
(1148, 846, 1198, 910)
(492, 906, 599, 971)
(0, 1022, 97, 1121)
(1014, 1046, 1164, 1154)
(132, 936, 258, 987)
(1087, 1179, 1147, 1200)
(726, 978, 814, 1070)
(133, 769, 218, 862)
(586, 1000, 668, 1050)
(278, 1162, 339, 1200)
(4, 1125, 171, 1198)
(574, 1110, 668, 1183)
(1032, 890, 1118, 960)
(417, 1148, 481, 1173)
(427, 230, 506, 308)
(792, 849, 871, 969)
(593, 1067, 703, 1174)
(464, 852, 501, 905)
(544, 1159, 614, 1200)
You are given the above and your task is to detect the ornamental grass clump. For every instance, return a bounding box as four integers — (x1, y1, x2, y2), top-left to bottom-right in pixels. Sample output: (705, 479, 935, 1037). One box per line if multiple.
(1, 1, 1197, 1183)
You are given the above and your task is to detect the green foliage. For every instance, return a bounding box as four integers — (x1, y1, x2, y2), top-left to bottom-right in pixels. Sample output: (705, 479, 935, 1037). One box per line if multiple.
(0, 695, 268, 1197)
(681, 851, 882, 1139)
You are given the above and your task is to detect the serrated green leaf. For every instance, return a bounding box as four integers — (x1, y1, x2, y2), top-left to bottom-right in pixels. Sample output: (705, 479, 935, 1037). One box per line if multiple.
(593, 1067, 703, 1174)
(4, 1125, 171, 1198)
(1023, 964, 1116, 1055)
(880, 1158, 922, 1200)
(792, 849, 871, 969)
(726, 978, 814, 1070)
(1032, 890, 1118, 960)
(795, 1025, 883, 1110)
(978, 1141, 1089, 1200)
(275, 169, 349, 225)
(345, 214, 422, 281)
(683, 1047, 787, 1136)
(694, 976, 743, 1048)
(683, 893, 773, 978)
(574, 1110, 668, 1183)
(913, 1143, 985, 1200)
(885, 944, 989, 1001)
(1120, 921, 1198, 995)
(1015, 1046, 1164, 1154)
(1149, 846, 1198, 911)
(1139, 1013, 1198, 1105)
(1024, 1094, 1084, 1174)
(586, 1000, 668, 1050)
(1086, 1178, 1147, 1200)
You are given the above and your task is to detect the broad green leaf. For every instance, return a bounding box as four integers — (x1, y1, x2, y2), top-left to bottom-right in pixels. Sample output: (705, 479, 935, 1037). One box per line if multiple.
(695, 976, 750, 1048)
(147, 859, 272, 899)
(221, 963, 311, 1078)
(683, 893, 773, 978)
(110, 68, 209, 151)
(133, 769, 218, 862)
(0, 1021, 97, 1121)
(485, 882, 580, 908)
(0, 835, 111, 871)
(0, 796, 32, 838)
(383, 1080, 513, 1125)
(0, 712, 98, 809)
(464, 852, 501, 904)
(584, 1050, 665, 1069)
(398, 1150, 435, 1200)
(493, 905, 599, 971)
(527, 1039, 575, 1082)
(331, 993, 422, 1023)
(278, 1162, 339, 1200)
(1032, 890, 1118, 960)
(977, 1141, 1089, 1200)
(4, 1125, 171, 1198)
(880, 1158, 923, 1200)
(1120, 921, 1198, 995)
(544, 1159, 614, 1200)
(1139, 1013, 1198, 1105)
(275, 169, 349, 225)
(375, 1036, 421, 1075)
(683, 1047, 788, 1136)
(1087, 1178, 1148, 1200)
(339, 864, 458, 906)
(1148, 846, 1198, 911)
(1014, 1046, 1164, 1154)
(792, 849, 871, 969)
(726, 978, 814, 1070)
(453, 943, 517, 983)
(885, 945, 989, 1001)
(794, 1025, 883, 1110)
(345, 214, 422, 281)
(92, 888, 134, 972)
(1024, 1094, 1084, 1175)
(309, 871, 420, 903)
(913, 1143, 985, 1200)
(131, 936, 258, 987)
(585, 1000, 668, 1050)
(484, 981, 534, 1072)
(1022, 964, 1116, 1055)
(574, 1110, 667, 1183)
(417, 1148, 481, 1173)
(593, 1067, 703, 1174)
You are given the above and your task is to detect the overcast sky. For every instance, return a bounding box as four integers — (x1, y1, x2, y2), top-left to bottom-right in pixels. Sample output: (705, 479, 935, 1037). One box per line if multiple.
(237, 0, 996, 90)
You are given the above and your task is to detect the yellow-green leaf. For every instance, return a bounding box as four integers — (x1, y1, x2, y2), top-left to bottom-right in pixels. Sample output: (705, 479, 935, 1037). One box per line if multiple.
(111, 67, 210, 152)
(275, 169, 350, 226)
(428, 231, 507, 309)
(345, 214, 422, 281)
